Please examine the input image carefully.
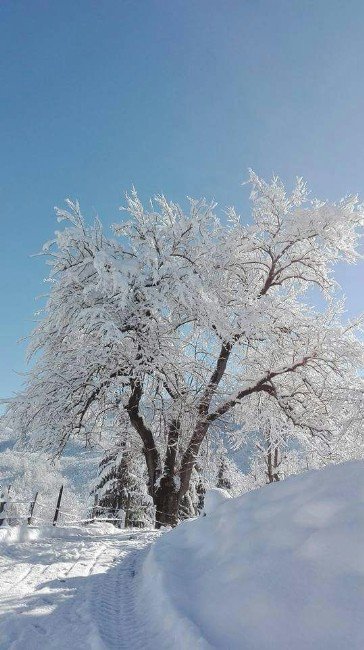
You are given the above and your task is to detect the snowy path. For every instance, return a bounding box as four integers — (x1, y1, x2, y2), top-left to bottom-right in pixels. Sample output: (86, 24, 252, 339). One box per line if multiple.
(0, 525, 160, 650)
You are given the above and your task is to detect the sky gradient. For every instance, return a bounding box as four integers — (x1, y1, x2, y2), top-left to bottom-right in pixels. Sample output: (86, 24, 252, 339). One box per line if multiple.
(1, 0, 364, 398)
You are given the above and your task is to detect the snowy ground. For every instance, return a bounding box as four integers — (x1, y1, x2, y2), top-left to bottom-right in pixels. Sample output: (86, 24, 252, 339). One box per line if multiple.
(0, 524, 159, 650)
(2, 462, 364, 649)
(142, 461, 364, 650)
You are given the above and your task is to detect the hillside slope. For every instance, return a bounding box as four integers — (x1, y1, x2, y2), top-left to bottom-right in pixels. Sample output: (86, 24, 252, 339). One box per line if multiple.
(139, 461, 364, 649)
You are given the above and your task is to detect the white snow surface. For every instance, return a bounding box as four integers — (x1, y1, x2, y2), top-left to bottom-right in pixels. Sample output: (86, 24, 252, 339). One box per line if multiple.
(140, 461, 364, 649)
(202, 487, 231, 515)
(1, 462, 364, 649)
(0, 523, 159, 649)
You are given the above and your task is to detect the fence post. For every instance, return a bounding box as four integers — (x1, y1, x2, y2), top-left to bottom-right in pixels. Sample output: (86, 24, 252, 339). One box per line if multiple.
(0, 485, 12, 527)
(0, 496, 5, 527)
(53, 485, 64, 527)
(27, 491, 39, 526)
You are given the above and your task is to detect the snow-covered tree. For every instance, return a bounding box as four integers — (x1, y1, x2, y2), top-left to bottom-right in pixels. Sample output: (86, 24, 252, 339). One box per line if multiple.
(5, 172, 364, 526)
(92, 440, 153, 528)
(0, 425, 93, 525)
(0, 445, 81, 526)
(216, 455, 233, 491)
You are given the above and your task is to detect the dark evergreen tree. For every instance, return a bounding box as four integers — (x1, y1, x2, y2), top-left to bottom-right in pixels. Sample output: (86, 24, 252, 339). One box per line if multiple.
(92, 443, 153, 528)
(216, 456, 233, 490)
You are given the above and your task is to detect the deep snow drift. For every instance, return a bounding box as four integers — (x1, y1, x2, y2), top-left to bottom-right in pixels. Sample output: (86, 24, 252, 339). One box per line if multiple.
(140, 461, 364, 650)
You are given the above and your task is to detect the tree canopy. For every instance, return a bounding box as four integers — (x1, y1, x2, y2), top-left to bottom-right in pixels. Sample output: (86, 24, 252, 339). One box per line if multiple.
(6, 172, 364, 525)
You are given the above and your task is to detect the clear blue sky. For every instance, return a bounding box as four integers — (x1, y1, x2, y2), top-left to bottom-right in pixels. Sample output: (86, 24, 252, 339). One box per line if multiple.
(1, 0, 364, 398)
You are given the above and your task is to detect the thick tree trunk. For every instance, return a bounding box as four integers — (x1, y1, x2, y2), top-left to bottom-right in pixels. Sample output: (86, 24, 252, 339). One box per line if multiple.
(126, 378, 160, 498)
(142, 445, 160, 498)
(126, 341, 237, 527)
(179, 423, 208, 500)
(154, 476, 179, 528)
(154, 418, 181, 528)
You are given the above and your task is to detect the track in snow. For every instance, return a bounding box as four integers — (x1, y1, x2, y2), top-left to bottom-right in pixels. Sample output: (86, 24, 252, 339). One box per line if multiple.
(0, 525, 160, 650)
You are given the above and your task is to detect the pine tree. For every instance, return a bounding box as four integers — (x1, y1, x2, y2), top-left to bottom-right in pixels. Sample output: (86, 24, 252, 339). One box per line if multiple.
(92, 443, 153, 528)
(216, 458, 232, 490)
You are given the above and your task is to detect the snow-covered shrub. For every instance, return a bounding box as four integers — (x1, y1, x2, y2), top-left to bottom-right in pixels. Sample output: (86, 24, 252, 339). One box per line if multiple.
(0, 428, 82, 526)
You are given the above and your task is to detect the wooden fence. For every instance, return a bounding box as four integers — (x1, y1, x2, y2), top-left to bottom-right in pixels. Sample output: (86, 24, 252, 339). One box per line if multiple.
(0, 485, 140, 528)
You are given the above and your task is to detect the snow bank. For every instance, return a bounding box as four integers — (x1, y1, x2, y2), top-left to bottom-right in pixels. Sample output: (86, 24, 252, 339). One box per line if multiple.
(0, 521, 119, 544)
(0, 525, 42, 544)
(202, 487, 231, 515)
(139, 461, 364, 649)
